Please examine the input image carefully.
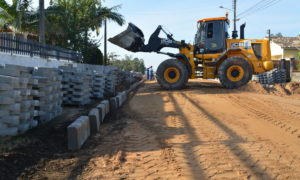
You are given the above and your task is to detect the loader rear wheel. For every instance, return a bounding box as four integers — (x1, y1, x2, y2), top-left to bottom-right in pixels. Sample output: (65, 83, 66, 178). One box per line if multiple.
(218, 57, 253, 89)
(156, 59, 188, 90)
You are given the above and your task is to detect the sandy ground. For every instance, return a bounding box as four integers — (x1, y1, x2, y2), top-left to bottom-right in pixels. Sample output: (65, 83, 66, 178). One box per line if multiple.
(1, 79, 300, 180)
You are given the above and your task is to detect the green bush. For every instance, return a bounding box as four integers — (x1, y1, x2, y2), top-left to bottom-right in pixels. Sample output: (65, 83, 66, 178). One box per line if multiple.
(296, 62, 300, 71)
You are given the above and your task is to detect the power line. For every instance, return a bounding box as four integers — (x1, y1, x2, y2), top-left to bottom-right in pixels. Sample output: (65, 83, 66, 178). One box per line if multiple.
(237, 0, 271, 17)
(237, 0, 282, 19)
(238, 0, 282, 19)
(240, 0, 282, 18)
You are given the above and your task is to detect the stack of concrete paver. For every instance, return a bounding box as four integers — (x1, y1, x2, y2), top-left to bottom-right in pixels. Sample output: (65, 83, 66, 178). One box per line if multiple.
(70, 71, 92, 105)
(0, 67, 20, 136)
(274, 69, 287, 83)
(124, 72, 135, 88)
(258, 69, 275, 84)
(32, 68, 63, 123)
(91, 72, 105, 98)
(254, 69, 287, 85)
(60, 66, 74, 104)
(104, 70, 119, 96)
(60, 66, 92, 105)
(0, 65, 38, 136)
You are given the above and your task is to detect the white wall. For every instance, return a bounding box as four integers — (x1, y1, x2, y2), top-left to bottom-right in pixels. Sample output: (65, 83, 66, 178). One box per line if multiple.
(0, 53, 73, 68)
(270, 42, 284, 59)
(0, 52, 117, 73)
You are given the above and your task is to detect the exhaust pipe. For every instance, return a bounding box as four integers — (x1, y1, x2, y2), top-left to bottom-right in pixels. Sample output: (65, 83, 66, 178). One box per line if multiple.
(240, 23, 246, 39)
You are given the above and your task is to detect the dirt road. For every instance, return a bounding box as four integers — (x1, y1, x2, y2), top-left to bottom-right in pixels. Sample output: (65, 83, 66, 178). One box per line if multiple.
(2, 80, 300, 180)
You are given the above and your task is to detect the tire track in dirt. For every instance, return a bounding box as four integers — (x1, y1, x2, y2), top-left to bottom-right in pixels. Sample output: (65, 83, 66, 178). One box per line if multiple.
(167, 93, 255, 179)
(175, 92, 300, 179)
(70, 83, 300, 180)
(226, 95, 300, 139)
(262, 97, 300, 123)
(80, 104, 182, 179)
(120, 115, 182, 180)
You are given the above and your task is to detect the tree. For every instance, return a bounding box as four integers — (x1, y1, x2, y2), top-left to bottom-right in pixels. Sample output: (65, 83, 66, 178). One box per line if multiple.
(41, 0, 124, 64)
(0, 0, 32, 31)
(0, 0, 125, 65)
(81, 40, 103, 65)
(110, 54, 146, 73)
(271, 32, 283, 37)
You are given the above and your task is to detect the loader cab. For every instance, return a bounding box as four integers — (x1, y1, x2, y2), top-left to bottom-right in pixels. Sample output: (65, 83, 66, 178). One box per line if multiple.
(194, 17, 229, 54)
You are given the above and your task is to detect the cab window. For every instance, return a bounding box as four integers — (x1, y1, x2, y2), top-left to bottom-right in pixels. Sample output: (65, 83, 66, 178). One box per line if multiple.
(207, 23, 213, 38)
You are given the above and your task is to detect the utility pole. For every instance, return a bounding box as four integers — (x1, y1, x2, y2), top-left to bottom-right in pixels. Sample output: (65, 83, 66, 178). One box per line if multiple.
(39, 0, 45, 44)
(267, 29, 271, 41)
(104, 19, 107, 65)
(232, 0, 238, 39)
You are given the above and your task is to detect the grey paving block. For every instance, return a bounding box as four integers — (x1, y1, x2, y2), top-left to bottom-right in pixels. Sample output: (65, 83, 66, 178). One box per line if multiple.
(18, 122, 31, 133)
(0, 83, 13, 91)
(0, 96, 14, 105)
(0, 116, 20, 126)
(30, 120, 38, 128)
(0, 109, 9, 117)
(0, 90, 21, 98)
(19, 77, 29, 85)
(88, 108, 100, 135)
(0, 75, 19, 87)
(9, 103, 21, 114)
(21, 100, 32, 110)
(20, 112, 31, 122)
(20, 89, 31, 96)
(31, 90, 39, 96)
(96, 104, 106, 122)
(5, 64, 33, 73)
(0, 122, 7, 129)
(0, 127, 18, 136)
(0, 66, 21, 77)
(68, 116, 90, 150)
(29, 78, 38, 85)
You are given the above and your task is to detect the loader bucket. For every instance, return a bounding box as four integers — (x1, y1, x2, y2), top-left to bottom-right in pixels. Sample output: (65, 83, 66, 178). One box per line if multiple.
(108, 23, 145, 52)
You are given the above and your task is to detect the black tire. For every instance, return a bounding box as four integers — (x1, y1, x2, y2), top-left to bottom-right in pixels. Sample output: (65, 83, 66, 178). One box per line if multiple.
(156, 59, 189, 90)
(218, 57, 253, 89)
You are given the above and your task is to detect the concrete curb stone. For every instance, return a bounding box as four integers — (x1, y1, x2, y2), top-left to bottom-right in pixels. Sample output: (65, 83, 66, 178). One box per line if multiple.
(109, 97, 118, 120)
(68, 116, 90, 150)
(96, 104, 106, 122)
(100, 100, 110, 115)
(88, 108, 100, 135)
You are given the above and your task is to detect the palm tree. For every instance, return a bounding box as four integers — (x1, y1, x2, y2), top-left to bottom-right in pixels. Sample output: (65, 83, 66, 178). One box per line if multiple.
(36, 0, 125, 64)
(0, 0, 31, 31)
(43, 0, 124, 49)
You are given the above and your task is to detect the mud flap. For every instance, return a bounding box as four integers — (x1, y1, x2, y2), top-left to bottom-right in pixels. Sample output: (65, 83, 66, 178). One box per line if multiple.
(108, 23, 145, 52)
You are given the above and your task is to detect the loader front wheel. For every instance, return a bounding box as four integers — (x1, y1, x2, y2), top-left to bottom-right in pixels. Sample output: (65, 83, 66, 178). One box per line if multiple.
(156, 59, 188, 90)
(218, 57, 253, 89)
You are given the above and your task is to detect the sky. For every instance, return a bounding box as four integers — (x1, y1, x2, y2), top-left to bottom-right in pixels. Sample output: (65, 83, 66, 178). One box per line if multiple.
(30, 0, 300, 70)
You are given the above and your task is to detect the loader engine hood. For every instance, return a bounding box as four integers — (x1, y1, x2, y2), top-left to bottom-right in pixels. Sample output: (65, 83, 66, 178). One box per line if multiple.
(108, 23, 145, 52)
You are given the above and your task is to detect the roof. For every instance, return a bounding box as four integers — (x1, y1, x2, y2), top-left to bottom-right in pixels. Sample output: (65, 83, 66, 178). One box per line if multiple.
(197, 17, 228, 23)
(272, 36, 300, 49)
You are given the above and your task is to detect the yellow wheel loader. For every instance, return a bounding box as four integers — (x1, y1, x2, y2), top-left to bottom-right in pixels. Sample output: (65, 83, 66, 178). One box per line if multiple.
(109, 17, 274, 90)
